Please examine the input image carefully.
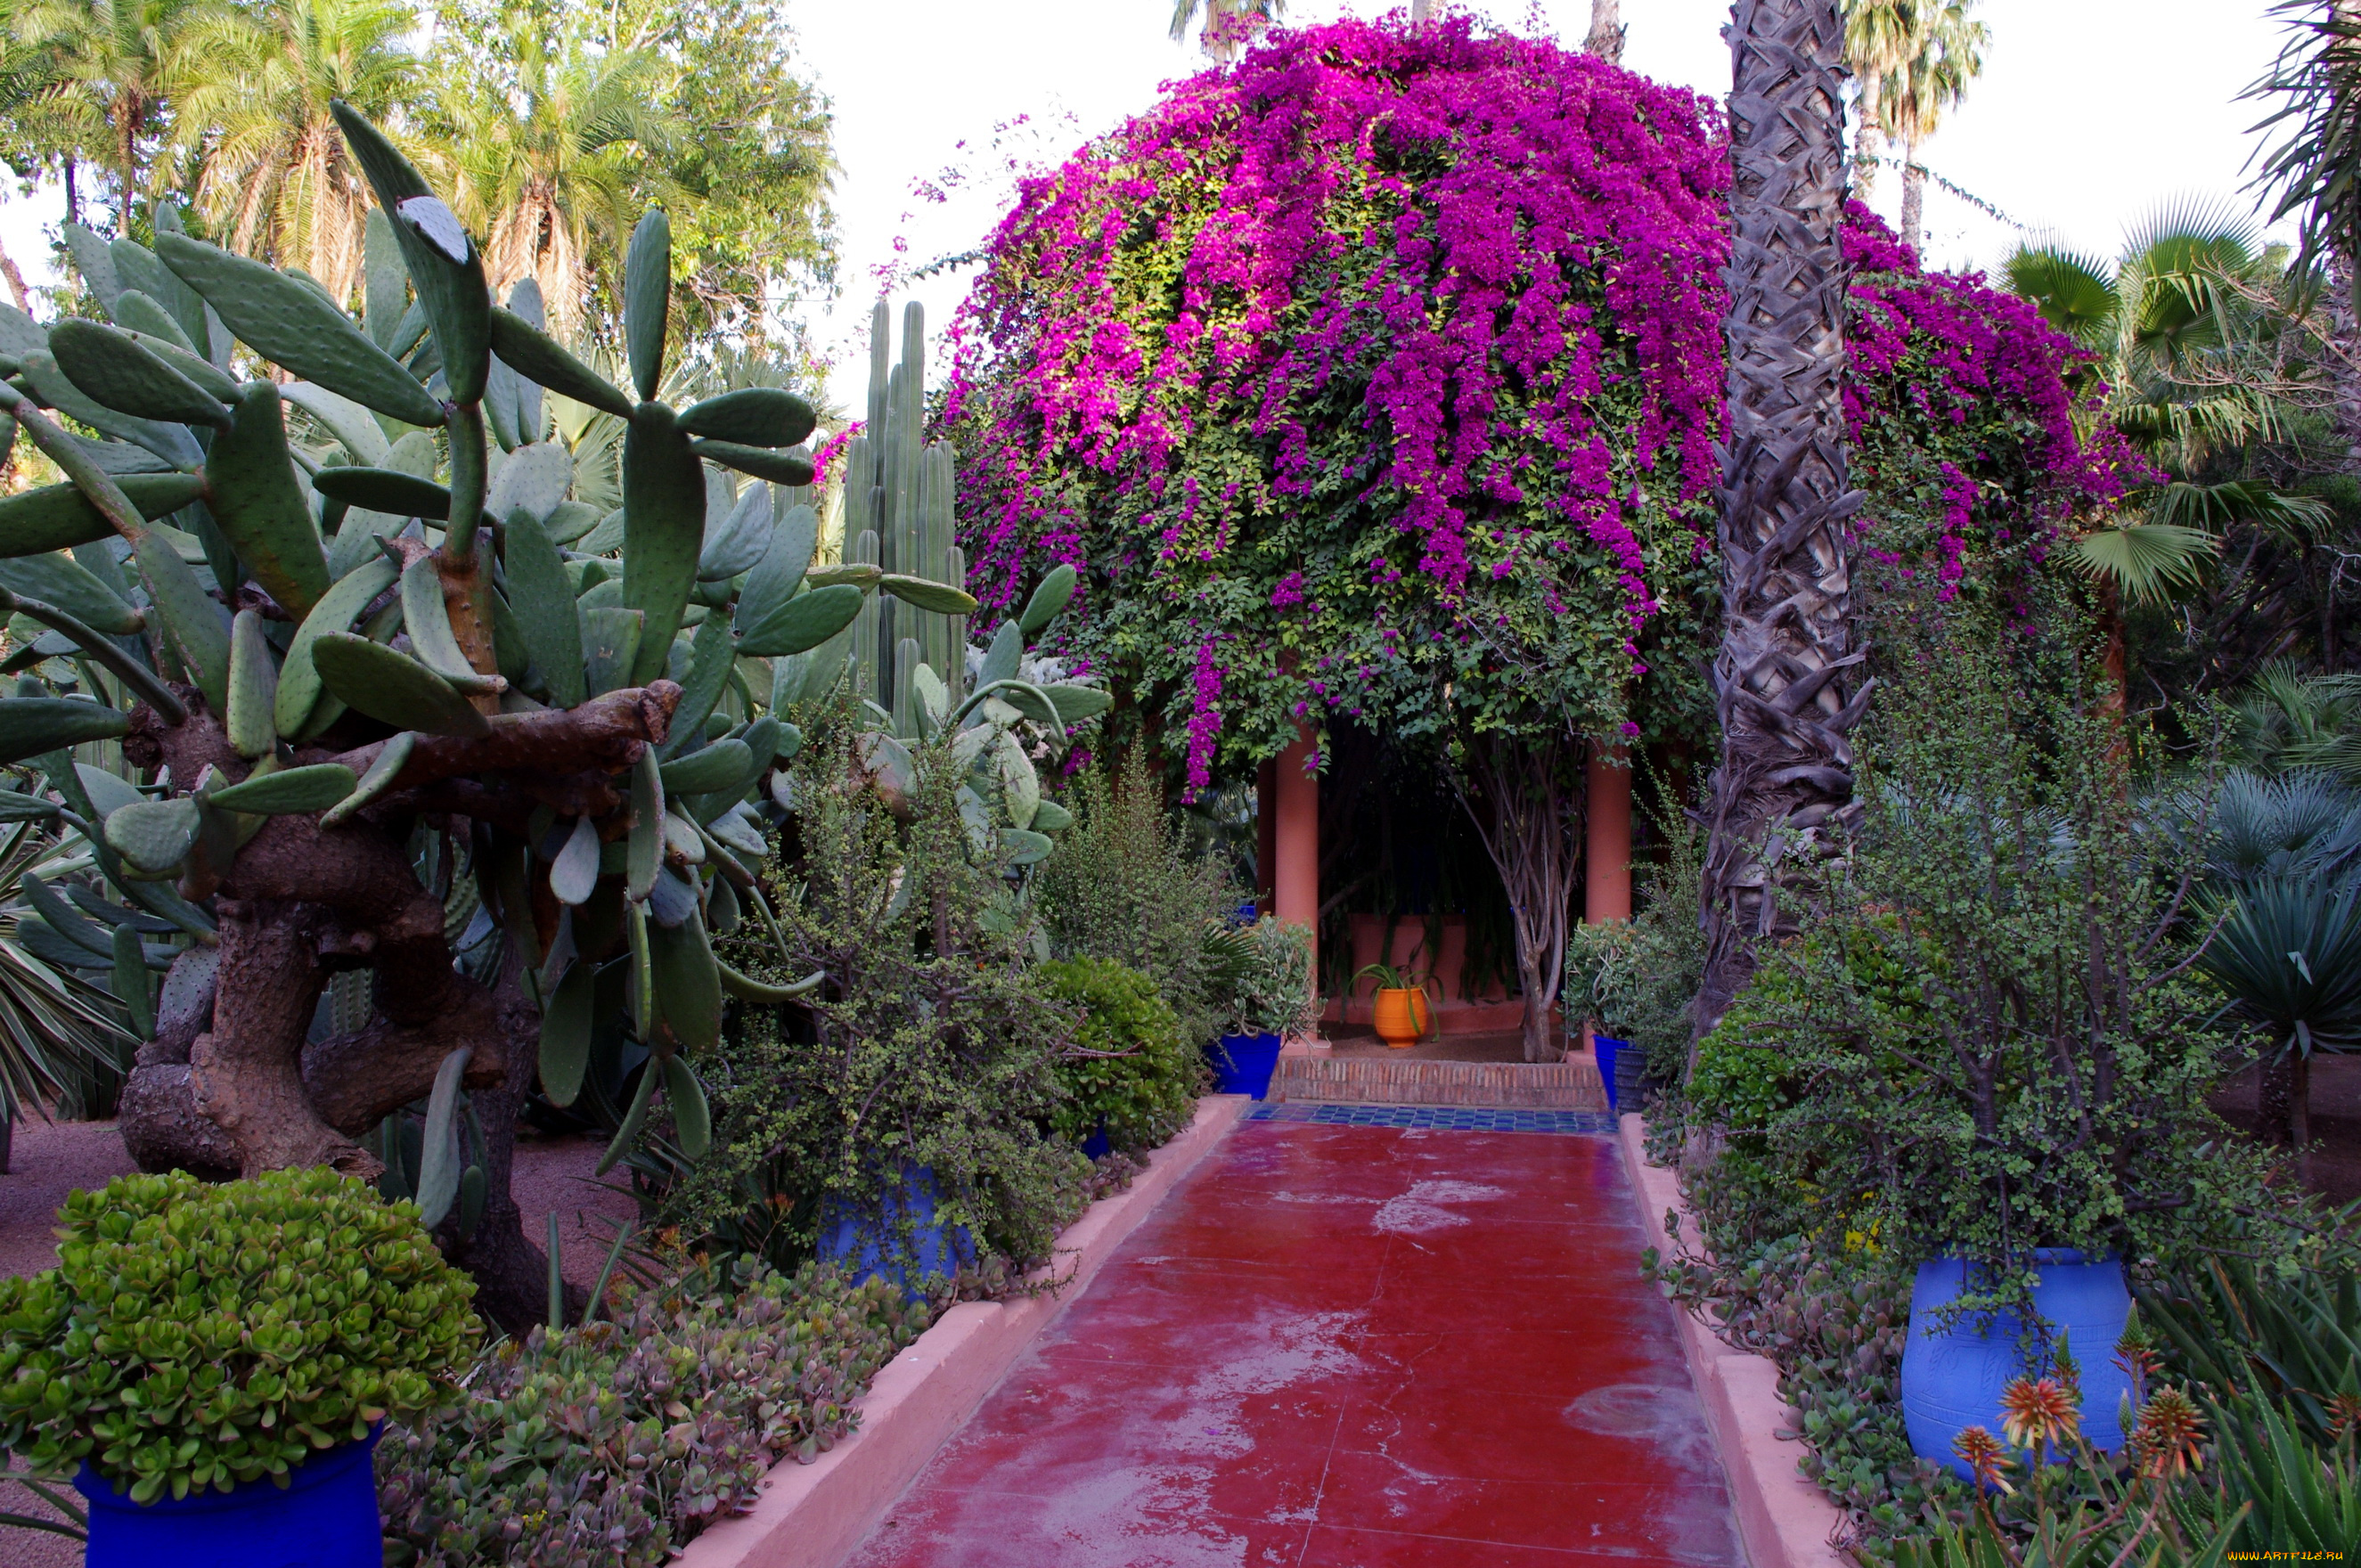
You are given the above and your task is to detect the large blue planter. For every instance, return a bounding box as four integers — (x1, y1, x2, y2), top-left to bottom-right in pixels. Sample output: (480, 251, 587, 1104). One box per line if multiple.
(818, 1165, 974, 1297)
(1901, 1250, 2133, 1478)
(1208, 1033, 1283, 1099)
(76, 1426, 381, 1568)
(1593, 1035, 1629, 1113)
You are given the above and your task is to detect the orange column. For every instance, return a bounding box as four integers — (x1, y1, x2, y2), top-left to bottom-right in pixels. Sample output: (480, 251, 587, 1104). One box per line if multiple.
(1273, 731, 1319, 998)
(1584, 739, 1632, 925)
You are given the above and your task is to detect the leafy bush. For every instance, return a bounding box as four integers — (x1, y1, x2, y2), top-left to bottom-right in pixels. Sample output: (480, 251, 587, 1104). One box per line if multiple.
(1041, 957, 1199, 1154)
(1564, 776, 1705, 1090)
(1032, 755, 1241, 1047)
(1209, 916, 1314, 1039)
(671, 706, 1088, 1285)
(1698, 601, 2271, 1301)
(0, 1168, 478, 1504)
(378, 1258, 928, 1567)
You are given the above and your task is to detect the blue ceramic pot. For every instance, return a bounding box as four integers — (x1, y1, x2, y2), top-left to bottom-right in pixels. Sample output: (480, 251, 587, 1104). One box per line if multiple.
(1080, 1121, 1112, 1160)
(1207, 1033, 1283, 1098)
(1593, 1036, 1629, 1113)
(818, 1164, 974, 1297)
(76, 1425, 382, 1568)
(1900, 1249, 2133, 1478)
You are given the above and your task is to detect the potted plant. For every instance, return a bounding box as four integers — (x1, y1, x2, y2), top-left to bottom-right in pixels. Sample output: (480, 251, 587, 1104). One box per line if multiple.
(1206, 917, 1313, 1097)
(1353, 960, 1432, 1049)
(1690, 619, 2269, 1481)
(0, 1167, 478, 1564)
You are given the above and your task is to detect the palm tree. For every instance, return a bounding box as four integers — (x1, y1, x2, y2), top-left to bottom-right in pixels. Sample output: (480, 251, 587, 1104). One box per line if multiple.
(165, 0, 416, 305)
(1585, 0, 1623, 61)
(2200, 875, 2361, 1178)
(1694, 0, 1866, 1052)
(426, 21, 682, 336)
(1842, 0, 1915, 196)
(1875, 0, 1987, 252)
(1167, 0, 1279, 60)
(2249, 0, 2361, 463)
(4, 0, 205, 227)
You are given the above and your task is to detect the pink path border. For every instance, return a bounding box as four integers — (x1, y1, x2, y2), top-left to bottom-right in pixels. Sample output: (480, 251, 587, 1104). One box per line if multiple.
(1619, 1111, 1852, 1568)
(674, 1095, 1252, 1568)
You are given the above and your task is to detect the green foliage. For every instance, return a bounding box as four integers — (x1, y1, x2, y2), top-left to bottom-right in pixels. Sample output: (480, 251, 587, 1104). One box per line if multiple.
(1690, 596, 2272, 1296)
(671, 706, 1088, 1284)
(1208, 915, 1313, 1038)
(1564, 775, 1704, 1089)
(377, 1257, 929, 1567)
(0, 1168, 478, 1504)
(1041, 956, 1198, 1154)
(1031, 755, 1241, 1049)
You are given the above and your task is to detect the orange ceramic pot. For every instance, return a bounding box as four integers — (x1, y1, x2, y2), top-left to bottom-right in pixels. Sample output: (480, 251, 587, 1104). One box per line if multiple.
(1372, 987, 1429, 1048)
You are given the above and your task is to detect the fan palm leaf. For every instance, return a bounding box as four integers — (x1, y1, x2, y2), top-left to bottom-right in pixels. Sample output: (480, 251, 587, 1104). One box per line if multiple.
(2064, 521, 2218, 607)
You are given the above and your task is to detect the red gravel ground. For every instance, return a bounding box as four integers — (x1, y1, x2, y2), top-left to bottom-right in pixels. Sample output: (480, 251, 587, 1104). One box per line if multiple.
(848, 1118, 1739, 1568)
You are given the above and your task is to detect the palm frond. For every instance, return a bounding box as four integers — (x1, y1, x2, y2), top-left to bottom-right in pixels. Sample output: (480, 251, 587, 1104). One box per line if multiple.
(2002, 244, 2120, 348)
(2065, 520, 2220, 607)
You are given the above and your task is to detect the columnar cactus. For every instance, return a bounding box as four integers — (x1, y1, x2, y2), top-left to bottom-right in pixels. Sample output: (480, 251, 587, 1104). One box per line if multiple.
(0, 104, 966, 1324)
(833, 302, 1109, 865)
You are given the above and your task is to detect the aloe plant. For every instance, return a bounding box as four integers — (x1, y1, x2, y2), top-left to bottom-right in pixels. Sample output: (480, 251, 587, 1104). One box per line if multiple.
(0, 103, 969, 1325)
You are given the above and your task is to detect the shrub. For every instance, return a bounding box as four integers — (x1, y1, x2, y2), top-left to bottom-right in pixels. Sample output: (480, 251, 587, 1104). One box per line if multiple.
(377, 1259, 928, 1567)
(1210, 917, 1316, 1040)
(0, 1168, 478, 1504)
(671, 706, 1088, 1285)
(1031, 755, 1241, 1048)
(1564, 777, 1706, 1091)
(1041, 957, 1199, 1154)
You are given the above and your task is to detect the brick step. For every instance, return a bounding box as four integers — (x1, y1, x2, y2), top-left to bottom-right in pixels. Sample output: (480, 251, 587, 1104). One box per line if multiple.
(1272, 1054, 1607, 1111)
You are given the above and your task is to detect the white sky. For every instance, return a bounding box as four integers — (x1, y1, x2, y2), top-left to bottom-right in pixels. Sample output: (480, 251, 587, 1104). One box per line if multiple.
(0, 0, 2299, 418)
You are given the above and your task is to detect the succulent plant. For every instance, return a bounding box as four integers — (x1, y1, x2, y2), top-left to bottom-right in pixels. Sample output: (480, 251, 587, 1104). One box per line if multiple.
(829, 301, 1108, 868)
(0, 103, 968, 1324)
(0, 1166, 480, 1505)
(376, 1257, 927, 1567)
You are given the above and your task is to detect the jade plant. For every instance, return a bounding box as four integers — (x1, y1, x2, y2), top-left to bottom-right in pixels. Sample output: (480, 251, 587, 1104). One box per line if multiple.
(0, 102, 977, 1321)
(0, 1167, 479, 1507)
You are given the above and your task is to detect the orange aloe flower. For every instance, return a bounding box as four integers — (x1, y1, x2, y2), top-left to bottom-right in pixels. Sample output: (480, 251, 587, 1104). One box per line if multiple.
(1999, 1376, 2080, 1450)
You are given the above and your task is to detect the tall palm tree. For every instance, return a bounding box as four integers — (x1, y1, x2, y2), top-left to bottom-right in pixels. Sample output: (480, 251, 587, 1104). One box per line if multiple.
(1875, 0, 1987, 252)
(1694, 0, 1867, 1054)
(4, 0, 203, 227)
(1842, 0, 1915, 196)
(427, 21, 682, 336)
(166, 0, 415, 304)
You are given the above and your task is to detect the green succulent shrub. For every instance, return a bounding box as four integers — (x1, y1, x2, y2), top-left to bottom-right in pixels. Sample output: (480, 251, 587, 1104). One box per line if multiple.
(1563, 773, 1705, 1094)
(1041, 956, 1197, 1154)
(377, 1257, 929, 1567)
(0, 1167, 478, 1505)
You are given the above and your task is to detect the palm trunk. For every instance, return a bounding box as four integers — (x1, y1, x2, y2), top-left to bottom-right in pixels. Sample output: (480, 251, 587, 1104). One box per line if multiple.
(2256, 1048, 2314, 1188)
(1852, 76, 1882, 195)
(1695, 0, 1868, 1058)
(1899, 133, 1925, 254)
(0, 234, 28, 313)
(1585, 0, 1625, 61)
(63, 157, 80, 227)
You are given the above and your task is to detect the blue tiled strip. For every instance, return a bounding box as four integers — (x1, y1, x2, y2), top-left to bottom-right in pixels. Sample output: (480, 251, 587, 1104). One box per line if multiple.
(1246, 1102, 1615, 1136)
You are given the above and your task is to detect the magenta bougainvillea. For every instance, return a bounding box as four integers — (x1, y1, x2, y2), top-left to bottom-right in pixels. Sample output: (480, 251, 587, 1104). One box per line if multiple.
(946, 16, 2133, 792)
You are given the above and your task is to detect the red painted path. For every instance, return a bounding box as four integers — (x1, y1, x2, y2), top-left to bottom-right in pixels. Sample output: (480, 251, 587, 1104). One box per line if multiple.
(850, 1117, 1741, 1567)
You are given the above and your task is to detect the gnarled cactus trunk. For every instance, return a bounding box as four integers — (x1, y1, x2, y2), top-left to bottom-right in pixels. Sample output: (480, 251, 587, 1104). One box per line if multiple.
(1694, 0, 1868, 1058)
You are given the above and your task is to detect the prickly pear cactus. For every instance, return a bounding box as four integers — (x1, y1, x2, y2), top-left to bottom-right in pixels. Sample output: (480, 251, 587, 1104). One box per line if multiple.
(0, 103, 972, 1325)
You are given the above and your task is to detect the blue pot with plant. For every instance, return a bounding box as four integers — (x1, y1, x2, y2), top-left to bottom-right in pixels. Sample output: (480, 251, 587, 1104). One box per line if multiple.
(1900, 1249, 2134, 1479)
(0, 1168, 478, 1565)
(1205, 917, 1313, 1098)
(819, 1165, 976, 1297)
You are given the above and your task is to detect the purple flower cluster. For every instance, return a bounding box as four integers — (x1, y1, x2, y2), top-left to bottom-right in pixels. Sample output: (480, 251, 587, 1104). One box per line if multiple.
(942, 19, 2130, 778)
